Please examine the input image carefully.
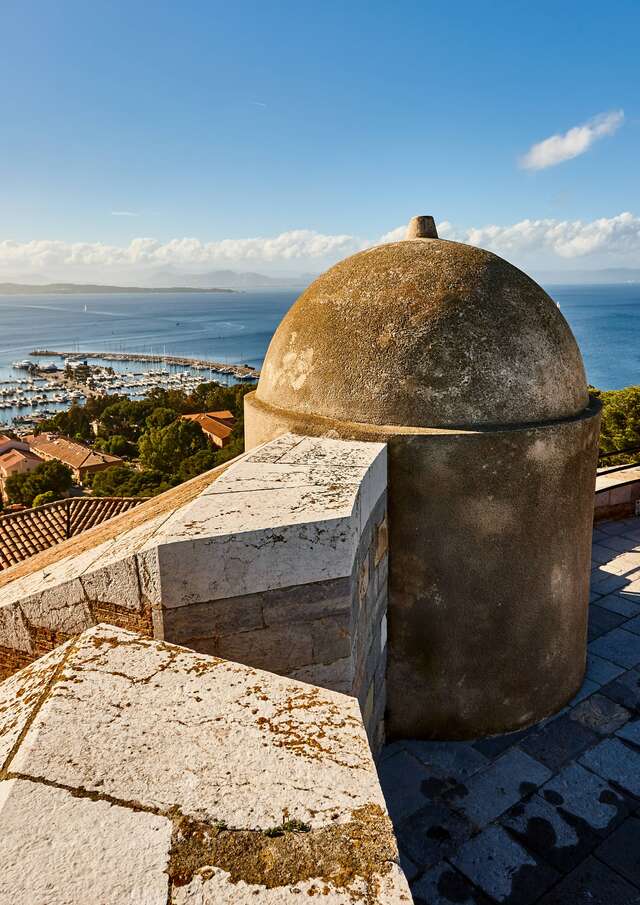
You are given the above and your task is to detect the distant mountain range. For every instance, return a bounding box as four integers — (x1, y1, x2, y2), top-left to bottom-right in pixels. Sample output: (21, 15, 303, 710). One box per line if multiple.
(0, 282, 235, 295)
(145, 268, 314, 289)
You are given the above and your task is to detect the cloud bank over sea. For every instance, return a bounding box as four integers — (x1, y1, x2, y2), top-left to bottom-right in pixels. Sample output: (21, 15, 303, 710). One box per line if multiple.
(2, 212, 640, 283)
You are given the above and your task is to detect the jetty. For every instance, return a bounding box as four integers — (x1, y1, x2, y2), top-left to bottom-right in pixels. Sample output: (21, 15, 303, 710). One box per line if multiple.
(30, 350, 259, 380)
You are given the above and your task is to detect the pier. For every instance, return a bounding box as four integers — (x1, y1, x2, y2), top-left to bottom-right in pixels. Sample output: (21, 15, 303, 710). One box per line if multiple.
(30, 350, 260, 379)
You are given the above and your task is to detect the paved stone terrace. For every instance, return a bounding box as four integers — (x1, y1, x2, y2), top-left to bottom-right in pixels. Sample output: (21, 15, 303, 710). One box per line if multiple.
(378, 516, 640, 905)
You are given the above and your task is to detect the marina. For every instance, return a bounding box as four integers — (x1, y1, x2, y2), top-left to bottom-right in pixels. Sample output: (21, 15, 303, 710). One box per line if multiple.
(0, 351, 259, 432)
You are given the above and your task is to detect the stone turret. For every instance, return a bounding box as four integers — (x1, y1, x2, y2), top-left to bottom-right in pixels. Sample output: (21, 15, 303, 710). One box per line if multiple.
(245, 215, 601, 740)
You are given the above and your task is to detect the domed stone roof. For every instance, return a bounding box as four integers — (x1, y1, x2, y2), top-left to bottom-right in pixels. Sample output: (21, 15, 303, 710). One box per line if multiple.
(256, 218, 589, 429)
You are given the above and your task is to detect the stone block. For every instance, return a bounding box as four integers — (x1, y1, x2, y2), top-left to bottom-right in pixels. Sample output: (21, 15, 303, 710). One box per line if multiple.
(589, 628, 640, 668)
(586, 651, 626, 684)
(191, 622, 314, 673)
(261, 577, 351, 626)
(80, 556, 142, 611)
(594, 817, 640, 888)
(20, 581, 92, 636)
(450, 825, 559, 904)
(569, 693, 630, 735)
(536, 856, 640, 905)
(375, 515, 389, 565)
(588, 604, 626, 641)
(0, 778, 173, 904)
(520, 713, 599, 771)
(600, 667, 640, 712)
(403, 740, 489, 780)
(579, 737, 640, 797)
(502, 793, 598, 873)
(377, 749, 433, 823)
(311, 614, 351, 664)
(411, 861, 492, 905)
(396, 800, 473, 870)
(616, 717, 640, 746)
(540, 761, 631, 835)
(162, 594, 265, 644)
(447, 748, 551, 827)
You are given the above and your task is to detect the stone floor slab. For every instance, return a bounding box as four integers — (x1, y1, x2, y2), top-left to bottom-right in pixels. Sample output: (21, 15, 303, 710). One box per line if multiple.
(540, 761, 632, 836)
(586, 652, 626, 684)
(402, 739, 489, 779)
(446, 748, 551, 827)
(616, 716, 640, 746)
(450, 824, 559, 904)
(624, 613, 640, 636)
(396, 800, 474, 870)
(377, 749, 433, 823)
(519, 713, 599, 772)
(600, 667, 640, 712)
(536, 855, 640, 905)
(579, 737, 640, 797)
(410, 861, 491, 905)
(595, 593, 640, 618)
(589, 627, 640, 669)
(588, 605, 627, 642)
(501, 793, 598, 873)
(594, 816, 640, 888)
(569, 693, 630, 735)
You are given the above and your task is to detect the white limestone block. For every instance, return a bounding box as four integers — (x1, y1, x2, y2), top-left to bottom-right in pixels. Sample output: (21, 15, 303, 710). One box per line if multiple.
(0, 777, 172, 905)
(11, 626, 381, 828)
(0, 625, 409, 904)
(0, 642, 69, 769)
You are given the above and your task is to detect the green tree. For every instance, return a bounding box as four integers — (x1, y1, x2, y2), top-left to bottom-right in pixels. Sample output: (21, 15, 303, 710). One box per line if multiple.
(138, 419, 209, 476)
(94, 434, 136, 457)
(90, 464, 174, 498)
(32, 490, 58, 507)
(177, 447, 218, 482)
(596, 385, 640, 465)
(145, 406, 178, 431)
(5, 460, 73, 507)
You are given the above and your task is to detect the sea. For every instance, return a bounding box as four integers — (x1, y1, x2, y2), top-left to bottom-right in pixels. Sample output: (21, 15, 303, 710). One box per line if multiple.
(0, 284, 638, 429)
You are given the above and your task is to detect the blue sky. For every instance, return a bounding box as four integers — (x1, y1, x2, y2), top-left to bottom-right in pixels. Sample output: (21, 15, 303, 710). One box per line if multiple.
(1, 0, 639, 278)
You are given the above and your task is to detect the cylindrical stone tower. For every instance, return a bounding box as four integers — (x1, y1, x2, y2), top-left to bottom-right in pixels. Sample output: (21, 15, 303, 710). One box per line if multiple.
(244, 217, 601, 740)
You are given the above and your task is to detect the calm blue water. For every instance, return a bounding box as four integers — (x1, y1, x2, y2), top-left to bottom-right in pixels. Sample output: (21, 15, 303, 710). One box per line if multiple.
(549, 284, 640, 390)
(0, 284, 636, 428)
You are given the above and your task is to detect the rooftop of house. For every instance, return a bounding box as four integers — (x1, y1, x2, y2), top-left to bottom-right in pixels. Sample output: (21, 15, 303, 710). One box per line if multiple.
(0, 495, 146, 571)
(379, 514, 640, 904)
(0, 448, 42, 470)
(26, 433, 123, 470)
(181, 410, 236, 440)
(0, 623, 410, 904)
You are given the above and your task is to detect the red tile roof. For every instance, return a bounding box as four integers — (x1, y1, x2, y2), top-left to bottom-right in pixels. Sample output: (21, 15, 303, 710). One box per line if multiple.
(27, 434, 122, 471)
(0, 497, 146, 571)
(0, 449, 42, 471)
(181, 412, 235, 442)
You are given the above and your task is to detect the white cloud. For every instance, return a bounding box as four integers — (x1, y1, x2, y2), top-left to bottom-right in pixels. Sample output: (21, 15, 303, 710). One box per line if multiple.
(1, 214, 640, 281)
(520, 110, 624, 170)
(111, 210, 139, 217)
(0, 229, 365, 277)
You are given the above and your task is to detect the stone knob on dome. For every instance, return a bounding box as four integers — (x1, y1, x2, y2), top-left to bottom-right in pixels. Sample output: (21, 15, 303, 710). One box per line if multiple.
(406, 215, 438, 239)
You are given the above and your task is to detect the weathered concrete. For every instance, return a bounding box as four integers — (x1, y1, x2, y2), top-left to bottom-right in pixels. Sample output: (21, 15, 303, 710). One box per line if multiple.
(0, 625, 412, 903)
(255, 237, 588, 429)
(245, 225, 601, 740)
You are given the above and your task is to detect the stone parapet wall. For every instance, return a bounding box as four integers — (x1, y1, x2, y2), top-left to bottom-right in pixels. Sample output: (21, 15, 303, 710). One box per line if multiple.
(150, 433, 388, 749)
(0, 433, 389, 749)
(595, 466, 640, 522)
(0, 625, 410, 903)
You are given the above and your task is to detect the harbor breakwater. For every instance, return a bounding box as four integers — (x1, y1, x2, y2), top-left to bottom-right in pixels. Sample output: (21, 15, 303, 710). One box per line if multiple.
(30, 350, 260, 380)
